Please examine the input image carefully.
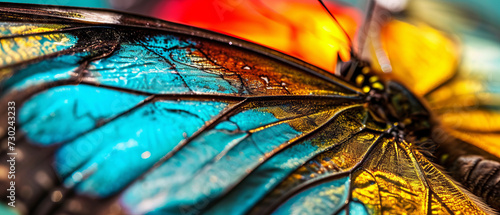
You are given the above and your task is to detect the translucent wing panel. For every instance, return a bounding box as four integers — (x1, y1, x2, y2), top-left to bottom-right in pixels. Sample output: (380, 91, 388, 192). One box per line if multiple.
(260, 137, 486, 215)
(415, 150, 486, 214)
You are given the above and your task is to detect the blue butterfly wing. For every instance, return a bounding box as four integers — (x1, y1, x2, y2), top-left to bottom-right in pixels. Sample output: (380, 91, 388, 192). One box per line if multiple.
(0, 3, 489, 215)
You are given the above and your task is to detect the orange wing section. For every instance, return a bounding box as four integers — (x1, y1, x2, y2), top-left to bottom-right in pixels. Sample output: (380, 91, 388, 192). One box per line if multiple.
(151, 0, 363, 72)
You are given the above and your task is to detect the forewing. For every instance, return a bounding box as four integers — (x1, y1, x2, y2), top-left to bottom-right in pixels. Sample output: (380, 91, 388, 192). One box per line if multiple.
(0, 3, 488, 215)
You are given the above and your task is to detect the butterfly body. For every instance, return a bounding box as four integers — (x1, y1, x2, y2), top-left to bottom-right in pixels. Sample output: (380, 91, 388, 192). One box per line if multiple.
(342, 49, 500, 213)
(0, 2, 498, 215)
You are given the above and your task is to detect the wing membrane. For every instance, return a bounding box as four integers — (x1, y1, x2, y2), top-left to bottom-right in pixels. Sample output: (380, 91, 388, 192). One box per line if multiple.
(0, 3, 489, 215)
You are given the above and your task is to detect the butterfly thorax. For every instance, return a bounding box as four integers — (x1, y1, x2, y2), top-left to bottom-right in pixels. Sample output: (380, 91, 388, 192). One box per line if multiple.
(338, 59, 433, 143)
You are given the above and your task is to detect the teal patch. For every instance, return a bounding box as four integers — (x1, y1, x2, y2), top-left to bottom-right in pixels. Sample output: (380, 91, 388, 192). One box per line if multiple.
(273, 177, 349, 215)
(19, 85, 148, 145)
(55, 100, 229, 197)
(349, 201, 369, 215)
(2, 54, 82, 94)
(88, 35, 244, 95)
(118, 107, 304, 214)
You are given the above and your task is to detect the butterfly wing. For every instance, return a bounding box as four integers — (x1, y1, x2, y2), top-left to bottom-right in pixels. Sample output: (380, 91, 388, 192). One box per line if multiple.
(366, 0, 500, 160)
(0, 3, 488, 215)
(411, 0, 500, 162)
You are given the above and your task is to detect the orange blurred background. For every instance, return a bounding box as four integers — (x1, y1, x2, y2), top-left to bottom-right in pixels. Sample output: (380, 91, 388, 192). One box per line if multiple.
(150, 0, 364, 72)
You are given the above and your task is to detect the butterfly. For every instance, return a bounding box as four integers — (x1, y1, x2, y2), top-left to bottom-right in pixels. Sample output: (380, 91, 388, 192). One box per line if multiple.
(0, 0, 499, 214)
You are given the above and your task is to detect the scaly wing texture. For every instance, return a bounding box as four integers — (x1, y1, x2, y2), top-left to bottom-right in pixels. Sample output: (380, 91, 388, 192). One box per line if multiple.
(0, 3, 487, 215)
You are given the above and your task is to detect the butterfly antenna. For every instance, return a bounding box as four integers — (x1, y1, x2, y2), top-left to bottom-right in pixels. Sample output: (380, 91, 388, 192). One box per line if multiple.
(357, 0, 376, 56)
(318, 0, 353, 52)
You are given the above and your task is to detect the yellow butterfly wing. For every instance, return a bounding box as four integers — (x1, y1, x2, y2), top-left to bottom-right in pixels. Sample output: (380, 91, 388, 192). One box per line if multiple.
(366, 0, 500, 160)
